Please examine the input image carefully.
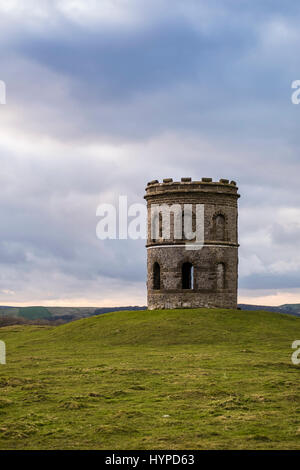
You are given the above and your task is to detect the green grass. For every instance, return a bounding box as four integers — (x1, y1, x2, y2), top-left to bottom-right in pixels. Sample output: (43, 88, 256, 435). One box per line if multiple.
(0, 308, 300, 450)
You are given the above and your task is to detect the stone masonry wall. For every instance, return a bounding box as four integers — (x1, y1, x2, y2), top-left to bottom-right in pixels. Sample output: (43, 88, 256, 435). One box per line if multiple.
(145, 177, 240, 310)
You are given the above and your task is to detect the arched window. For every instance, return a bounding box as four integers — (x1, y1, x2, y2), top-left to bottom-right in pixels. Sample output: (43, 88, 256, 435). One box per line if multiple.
(153, 262, 161, 290)
(216, 263, 226, 290)
(182, 262, 194, 289)
(215, 214, 226, 241)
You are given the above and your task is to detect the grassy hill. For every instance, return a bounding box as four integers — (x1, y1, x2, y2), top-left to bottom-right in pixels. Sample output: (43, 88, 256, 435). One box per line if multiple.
(0, 308, 299, 450)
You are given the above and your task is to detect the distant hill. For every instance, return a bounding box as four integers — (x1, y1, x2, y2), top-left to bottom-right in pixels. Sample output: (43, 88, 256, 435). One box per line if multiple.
(0, 303, 299, 323)
(0, 305, 147, 323)
(239, 304, 300, 317)
(19, 306, 50, 320)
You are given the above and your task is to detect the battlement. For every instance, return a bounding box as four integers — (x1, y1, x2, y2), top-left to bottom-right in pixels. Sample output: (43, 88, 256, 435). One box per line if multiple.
(145, 177, 239, 199)
(147, 177, 237, 186)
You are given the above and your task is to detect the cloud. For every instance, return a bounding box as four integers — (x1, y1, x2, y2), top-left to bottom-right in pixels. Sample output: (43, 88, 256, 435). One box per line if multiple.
(0, 0, 300, 305)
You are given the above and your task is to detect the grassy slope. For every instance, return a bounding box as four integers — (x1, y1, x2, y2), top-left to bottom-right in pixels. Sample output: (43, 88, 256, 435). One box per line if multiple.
(0, 308, 299, 450)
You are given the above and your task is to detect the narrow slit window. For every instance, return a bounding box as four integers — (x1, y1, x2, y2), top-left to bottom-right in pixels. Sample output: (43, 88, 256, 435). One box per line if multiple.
(153, 262, 161, 290)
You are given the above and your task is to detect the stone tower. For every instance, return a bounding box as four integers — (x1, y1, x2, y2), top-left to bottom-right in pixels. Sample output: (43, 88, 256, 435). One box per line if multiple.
(145, 177, 240, 310)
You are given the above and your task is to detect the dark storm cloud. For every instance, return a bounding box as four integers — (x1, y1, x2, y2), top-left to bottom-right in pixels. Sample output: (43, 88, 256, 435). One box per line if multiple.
(18, 26, 205, 100)
(2, 0, 299, 143)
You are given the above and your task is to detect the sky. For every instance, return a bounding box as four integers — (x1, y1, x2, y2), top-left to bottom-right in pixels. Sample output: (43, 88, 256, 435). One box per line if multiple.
(0, 0, 300, 307)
